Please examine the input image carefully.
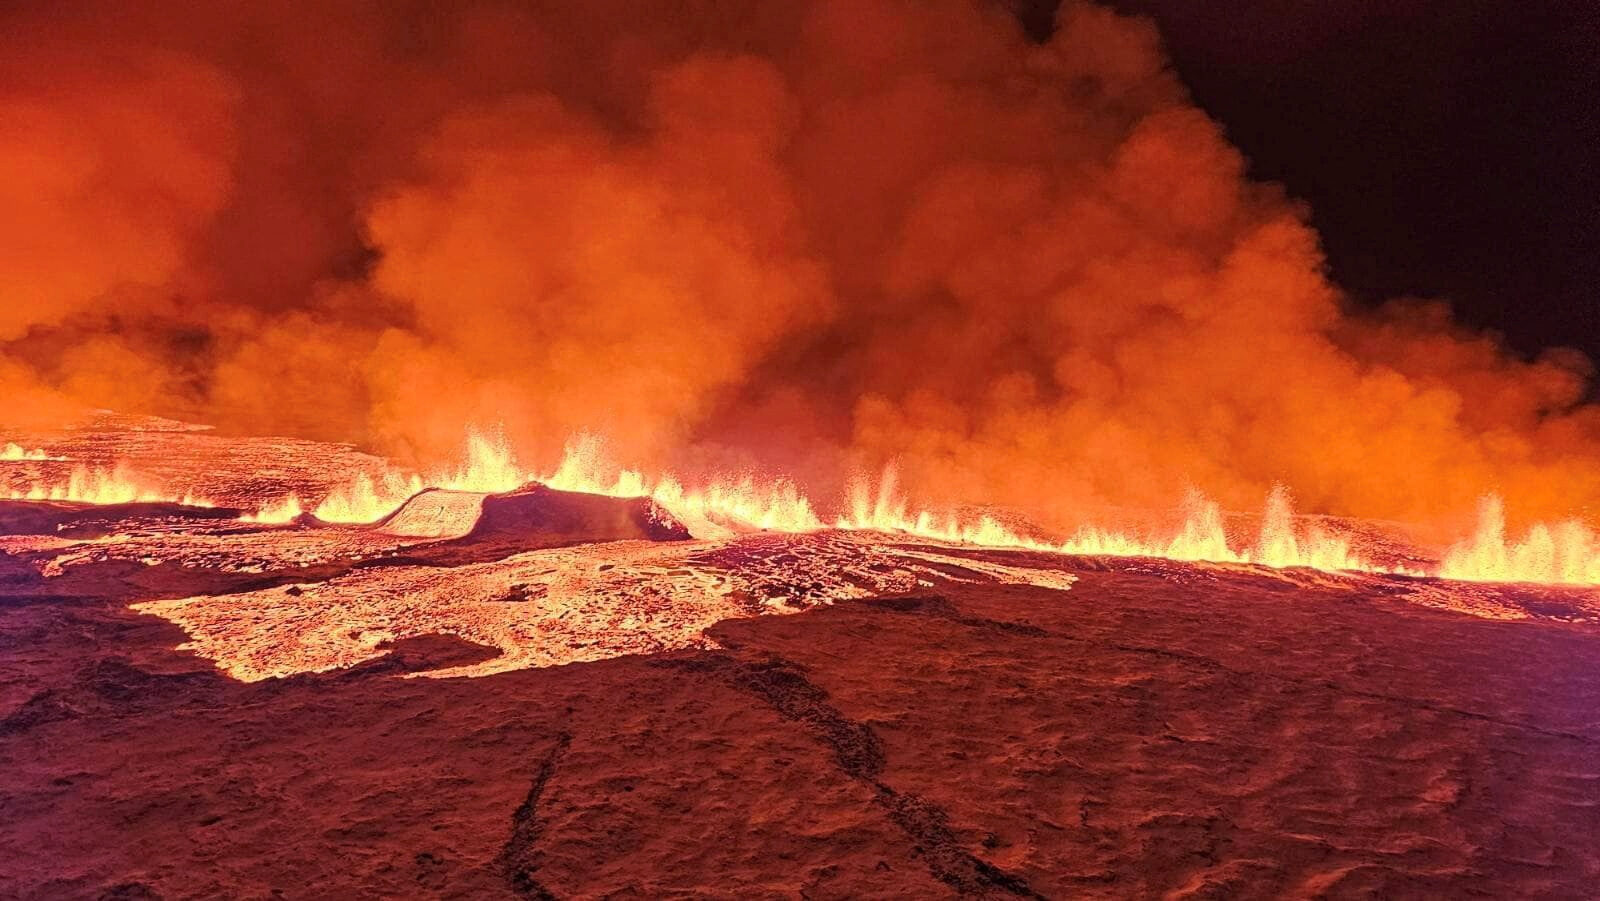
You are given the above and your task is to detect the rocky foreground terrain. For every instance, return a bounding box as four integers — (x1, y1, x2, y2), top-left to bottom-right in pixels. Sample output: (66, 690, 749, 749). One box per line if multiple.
(1, 421, 1598, 898)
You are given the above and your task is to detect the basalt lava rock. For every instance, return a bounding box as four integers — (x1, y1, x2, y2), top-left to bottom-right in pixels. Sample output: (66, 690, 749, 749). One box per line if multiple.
(373, 483, 690, 546)
(0, 499, 240, 537)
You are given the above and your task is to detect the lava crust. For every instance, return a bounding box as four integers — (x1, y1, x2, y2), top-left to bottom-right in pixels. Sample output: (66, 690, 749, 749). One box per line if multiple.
(1, 426, 1598, 896)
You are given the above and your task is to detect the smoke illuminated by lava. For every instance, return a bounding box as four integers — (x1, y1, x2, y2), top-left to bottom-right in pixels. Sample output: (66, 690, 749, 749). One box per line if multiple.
(4, 1, 1600, 556)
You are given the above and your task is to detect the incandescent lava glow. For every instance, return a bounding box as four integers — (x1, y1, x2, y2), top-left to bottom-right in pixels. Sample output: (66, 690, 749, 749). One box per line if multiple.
(543, 435, 823, 535)
(307, 430, 823, 535)
(0, 461, 210, 507)
(312, 470, 426, 523)
(241, 494, 305, 524)
(30, 426, 1600, 586)
(285, 428, 1409, 576)
(312, 430, 521, 522)
(5, 0, 1600, 608)
(842, 474, 1401, 575)
(1, 442, 58, 461)
(1440, 495, 1600, 586)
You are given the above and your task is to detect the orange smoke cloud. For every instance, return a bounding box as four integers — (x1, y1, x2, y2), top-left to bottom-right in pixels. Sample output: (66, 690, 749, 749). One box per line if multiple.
(2, 0, 1597, 535)
(362, 56, 829, 464)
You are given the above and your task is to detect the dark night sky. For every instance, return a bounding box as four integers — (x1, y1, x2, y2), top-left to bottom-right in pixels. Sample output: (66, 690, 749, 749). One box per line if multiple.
(1021, 1, 1600, 362)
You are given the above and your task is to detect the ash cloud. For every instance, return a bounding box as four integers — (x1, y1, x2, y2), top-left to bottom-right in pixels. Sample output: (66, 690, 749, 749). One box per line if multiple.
(3, 0, 1597, 533)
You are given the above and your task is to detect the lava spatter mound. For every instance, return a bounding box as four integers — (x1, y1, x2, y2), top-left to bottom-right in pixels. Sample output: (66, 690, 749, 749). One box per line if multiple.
(373, 488, 498, 539)
(471, 483, 689, 544)
(373, 483, 690, 545)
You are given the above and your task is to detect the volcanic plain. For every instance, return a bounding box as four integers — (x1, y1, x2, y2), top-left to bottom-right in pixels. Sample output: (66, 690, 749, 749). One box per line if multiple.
(1, 419, 1597, 898)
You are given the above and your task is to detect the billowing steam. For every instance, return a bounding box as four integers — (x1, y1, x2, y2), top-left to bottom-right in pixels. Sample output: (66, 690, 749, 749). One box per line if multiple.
(3, 0, 1597, 536)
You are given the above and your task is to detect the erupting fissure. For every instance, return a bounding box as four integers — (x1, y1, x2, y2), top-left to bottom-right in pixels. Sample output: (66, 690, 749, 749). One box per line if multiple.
(209, 429, 1600, 586)
(7, 428, 1598, 586)
(1, 443, 58, 461)
(0, 460, 211, 507)
(3, 0, 1600, 602)
(1440, 496, 1600, 586)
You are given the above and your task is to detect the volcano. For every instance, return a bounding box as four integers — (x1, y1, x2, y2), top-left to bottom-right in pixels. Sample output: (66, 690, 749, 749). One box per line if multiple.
(1, 420, 1597, 897)
(5, 0, 1600, 895)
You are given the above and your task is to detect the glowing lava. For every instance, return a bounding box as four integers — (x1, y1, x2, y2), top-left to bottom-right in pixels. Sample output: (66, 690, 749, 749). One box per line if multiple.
(1440, 495, 1600, 585)
(308, 432, 821, 535)
(281, 431, 1402, 576)
(1, 462, 211, 507)
(312, 431, 521, 522)
(16, 426, 1600, 587)
(242, 494, 305, 524)
(543, 435, 822, 535)
(132, 532, 1080, 681)
(1, 442, 58, 461)
(842, 473, 1404, 574)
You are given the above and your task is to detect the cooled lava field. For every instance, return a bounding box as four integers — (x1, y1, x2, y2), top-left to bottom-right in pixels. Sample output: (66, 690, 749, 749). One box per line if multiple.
(1, 419, 1596, 899)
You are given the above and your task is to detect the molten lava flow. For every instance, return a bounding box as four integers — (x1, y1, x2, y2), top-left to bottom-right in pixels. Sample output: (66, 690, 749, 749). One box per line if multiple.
(1440, 496, 1600, 585)
(131, 531, 1080, 681)
(1, 462, 210, 506)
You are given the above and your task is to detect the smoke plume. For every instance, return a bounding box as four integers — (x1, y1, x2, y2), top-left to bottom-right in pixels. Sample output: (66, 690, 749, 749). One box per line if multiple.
(3, 0, 1597, 534)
